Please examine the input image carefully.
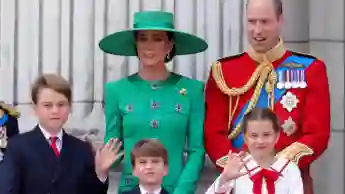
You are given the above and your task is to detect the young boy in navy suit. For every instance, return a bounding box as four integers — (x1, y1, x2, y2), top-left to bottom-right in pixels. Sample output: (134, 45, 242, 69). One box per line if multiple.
(0, 74, 123, 194)
(122, 139, 169, 194)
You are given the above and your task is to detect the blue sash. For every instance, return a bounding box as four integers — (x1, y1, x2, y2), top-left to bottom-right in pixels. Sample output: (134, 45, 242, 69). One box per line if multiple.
(231, 55, 315, 149)
(0, 113, 8, 126)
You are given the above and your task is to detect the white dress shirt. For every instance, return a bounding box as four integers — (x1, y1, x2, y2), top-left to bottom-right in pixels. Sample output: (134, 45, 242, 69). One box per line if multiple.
(39, 124, 63, 151)
(205, 155, 304, 194)
(139, 185, 162, 194)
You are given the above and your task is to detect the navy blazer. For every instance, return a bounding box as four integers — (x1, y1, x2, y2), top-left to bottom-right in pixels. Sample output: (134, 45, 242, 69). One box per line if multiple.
(0, 125, 108, 194)
(121, 186, 169, 194)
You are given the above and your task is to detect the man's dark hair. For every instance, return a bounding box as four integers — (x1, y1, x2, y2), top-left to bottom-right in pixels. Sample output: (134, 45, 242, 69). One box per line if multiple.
(246, 0, 283, 17)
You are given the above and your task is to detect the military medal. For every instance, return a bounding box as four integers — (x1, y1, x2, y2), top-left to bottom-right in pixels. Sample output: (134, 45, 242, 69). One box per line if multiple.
(291, 70, 299, 88)
(279, 62, 307, 89)
(277, 70, 285, 89)
(299, 69, 307, 88)
(281, 116, 297, 136)
(284, 70, 292, 89)
(280, 91, 299, 112)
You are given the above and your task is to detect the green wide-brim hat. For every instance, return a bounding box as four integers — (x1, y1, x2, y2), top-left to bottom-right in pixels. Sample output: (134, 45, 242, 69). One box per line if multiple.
(99, 11, 208, 56)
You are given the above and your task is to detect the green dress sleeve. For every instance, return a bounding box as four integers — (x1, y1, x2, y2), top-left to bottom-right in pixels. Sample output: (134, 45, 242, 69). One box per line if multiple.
(104, 82, 124, 165)
(173, 81, 206, 194)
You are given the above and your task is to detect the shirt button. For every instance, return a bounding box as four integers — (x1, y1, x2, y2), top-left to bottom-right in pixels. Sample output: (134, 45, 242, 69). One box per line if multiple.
(151, 84, 158, 90)
(151, 101, 159, 109)
(150, 120, 159, 128)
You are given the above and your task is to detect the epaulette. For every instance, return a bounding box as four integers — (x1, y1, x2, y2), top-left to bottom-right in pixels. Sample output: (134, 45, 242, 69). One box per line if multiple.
(291, 51, 317, 60)
(0, 102, 20, 118)
(218, 52, 245, 63)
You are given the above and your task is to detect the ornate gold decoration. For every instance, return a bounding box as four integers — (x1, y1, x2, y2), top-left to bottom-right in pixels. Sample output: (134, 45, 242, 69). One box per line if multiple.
(0, 109, 4, 118)
(179, 88, 187, 96)
(280, 62, 304, 68)
(211, 38, 286, 139)
(276, 142, 314, 164)
(216, 155, 229, 168)
(0, 102, 20, 118)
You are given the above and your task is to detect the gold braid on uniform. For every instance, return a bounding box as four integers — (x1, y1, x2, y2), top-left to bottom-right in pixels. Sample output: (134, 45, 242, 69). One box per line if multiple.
(212, 38, 286, 140)
(276, 142, 314, 164)
(214, 39, 287, 168)
(0, 102, 20, 118)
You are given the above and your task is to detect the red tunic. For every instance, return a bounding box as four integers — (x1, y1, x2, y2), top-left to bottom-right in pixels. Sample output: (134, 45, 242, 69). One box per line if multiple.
(204, 50, 331, 194)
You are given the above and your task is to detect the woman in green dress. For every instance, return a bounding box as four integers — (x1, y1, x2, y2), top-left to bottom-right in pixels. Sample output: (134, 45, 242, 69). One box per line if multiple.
(99, 11, 208, 194)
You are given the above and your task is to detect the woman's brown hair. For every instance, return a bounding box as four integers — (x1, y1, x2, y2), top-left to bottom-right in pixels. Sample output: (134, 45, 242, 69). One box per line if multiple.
(134, 31, 176, 63)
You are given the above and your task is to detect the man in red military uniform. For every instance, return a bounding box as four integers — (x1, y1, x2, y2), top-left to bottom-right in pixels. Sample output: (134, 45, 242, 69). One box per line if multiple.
(0, 102, 20, 161)
(204, 0, 331, 194)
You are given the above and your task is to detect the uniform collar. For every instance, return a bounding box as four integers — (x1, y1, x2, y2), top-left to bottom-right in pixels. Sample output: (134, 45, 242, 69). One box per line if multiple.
(247, 37, 287, 63)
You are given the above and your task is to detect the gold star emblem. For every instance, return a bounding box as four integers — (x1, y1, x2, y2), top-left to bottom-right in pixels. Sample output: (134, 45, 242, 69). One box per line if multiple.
(280, 92, 299, 112)
(281, 117, 296, 136)
(179, 88, 187, 96)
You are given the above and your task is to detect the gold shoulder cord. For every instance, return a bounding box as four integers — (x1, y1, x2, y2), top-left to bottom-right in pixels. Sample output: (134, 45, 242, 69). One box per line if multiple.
(0, 102, 20, 118)
(211, 57, 276, 139)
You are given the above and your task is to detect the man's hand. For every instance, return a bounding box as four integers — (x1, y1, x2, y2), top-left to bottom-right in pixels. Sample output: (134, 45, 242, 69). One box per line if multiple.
(94, 138, 124, 179)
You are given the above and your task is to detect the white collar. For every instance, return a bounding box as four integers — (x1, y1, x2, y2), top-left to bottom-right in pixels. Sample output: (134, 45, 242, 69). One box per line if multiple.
(38, 124, 63, 141)
(139, 185, 162, 194)
(242, 154, 290, 176)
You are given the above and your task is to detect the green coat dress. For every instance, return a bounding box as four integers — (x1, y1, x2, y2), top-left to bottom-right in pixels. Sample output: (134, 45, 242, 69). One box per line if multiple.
(104, 73, 205, 194)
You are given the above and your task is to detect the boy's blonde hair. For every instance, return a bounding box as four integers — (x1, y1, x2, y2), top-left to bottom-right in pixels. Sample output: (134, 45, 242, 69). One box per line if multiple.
(31, 74, 72, 104)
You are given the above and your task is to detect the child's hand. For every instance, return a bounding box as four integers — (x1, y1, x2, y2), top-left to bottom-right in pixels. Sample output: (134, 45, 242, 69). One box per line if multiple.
(94, 138, 124, 178)
(220, 151, 250, 183)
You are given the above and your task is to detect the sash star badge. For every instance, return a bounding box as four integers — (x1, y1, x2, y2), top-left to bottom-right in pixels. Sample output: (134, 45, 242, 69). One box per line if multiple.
(281, 116, 297, 136)
(280, 92, 299, 112)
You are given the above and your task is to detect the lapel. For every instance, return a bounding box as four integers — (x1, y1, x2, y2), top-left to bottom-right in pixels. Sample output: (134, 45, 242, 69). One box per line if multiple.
(59, 130, 74, 159)
(31, 126, 76, 182)
(56, 131, 76, 181)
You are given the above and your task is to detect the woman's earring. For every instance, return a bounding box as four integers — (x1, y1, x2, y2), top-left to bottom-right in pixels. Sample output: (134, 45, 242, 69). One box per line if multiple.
(166, 53, 170, 60)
